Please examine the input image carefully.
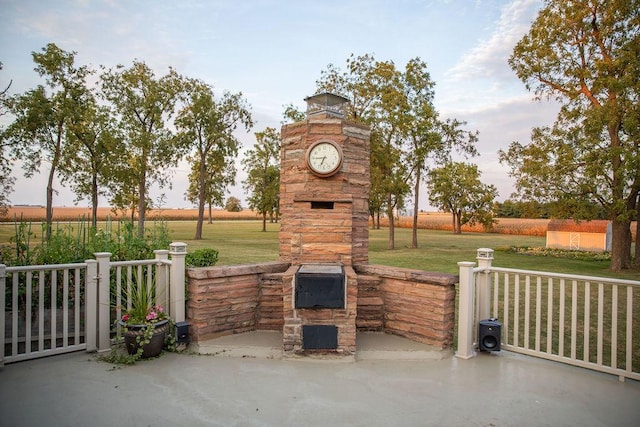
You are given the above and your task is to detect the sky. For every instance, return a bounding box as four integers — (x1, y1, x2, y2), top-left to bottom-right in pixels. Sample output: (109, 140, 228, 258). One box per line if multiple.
(0, 0, 560, 211)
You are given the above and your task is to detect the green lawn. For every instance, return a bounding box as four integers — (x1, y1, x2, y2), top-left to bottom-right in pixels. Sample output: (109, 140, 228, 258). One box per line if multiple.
(1, 219, 638, 280)
(164, 220, 640, 281)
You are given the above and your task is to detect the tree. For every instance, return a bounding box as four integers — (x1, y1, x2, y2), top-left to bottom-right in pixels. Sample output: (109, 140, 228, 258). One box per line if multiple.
(225, 196, 242, 212)
(426, 162, 498, 234)
(316, 54, 412, 249)
(503, 0, 640, 271)
(176, 79, 253, 239)
(316, 54, 479, 248)
(0, 62, 13, 217)
(61, 86, 122, 227)
(242, 127, 280, 232)
(100, 61, 186, 237)
(4, 44, 90, 239)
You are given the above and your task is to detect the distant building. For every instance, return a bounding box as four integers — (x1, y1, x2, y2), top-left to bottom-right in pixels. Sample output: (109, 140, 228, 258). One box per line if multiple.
(545, 220, 612, 252)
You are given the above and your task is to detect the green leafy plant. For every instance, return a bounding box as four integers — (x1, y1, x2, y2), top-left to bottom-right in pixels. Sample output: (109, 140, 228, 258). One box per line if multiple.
(185, 248, 219, 267)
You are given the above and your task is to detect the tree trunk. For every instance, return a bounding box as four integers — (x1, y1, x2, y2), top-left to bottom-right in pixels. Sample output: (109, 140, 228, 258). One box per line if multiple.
(91, 173, 98, 229)
(194, 155, 207, 240)
(387, 193, 395, 250)
(262, 212, 267, 232)
(45, 169, 54, 241)
(635, 216, 639, 268)
(137, 172, 146, 238)
(451, 212, 457, 234)
(610, 219, 631, 272)
(208, 203, 213, 224)
(635, 195, 639, 268)
(411, 169, 420, 249)
(456, 211, 462, 234)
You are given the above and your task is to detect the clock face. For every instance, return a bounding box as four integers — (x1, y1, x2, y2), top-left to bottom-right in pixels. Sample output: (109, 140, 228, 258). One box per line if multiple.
(306, 140, 343, 177)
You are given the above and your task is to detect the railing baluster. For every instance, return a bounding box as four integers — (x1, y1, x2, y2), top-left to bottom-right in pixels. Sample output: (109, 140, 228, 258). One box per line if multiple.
(492, 272, 499, 319)
(547, 278, 553, 354)
(63, 268, 69, 348)
(514, 274, 520, 348)
(584, 282, 591, 363)
(38, 271, 44, 351)
(626, 285, 633, 375)
(611, 284, 618, 370)
(524, 275, 531, 350)
(51, 269, 57, 350)
(25, 271, 32, 354)
(571, 280, 578, 360)
(74, 267, 81, 346)
(535, 276, 541, 352)
(12, 273, 18, 357)
(116, 266, 122, 335)
(597, 282, 604, 366)
(504, 273, 510, 346)
(559, 279, 565, 357)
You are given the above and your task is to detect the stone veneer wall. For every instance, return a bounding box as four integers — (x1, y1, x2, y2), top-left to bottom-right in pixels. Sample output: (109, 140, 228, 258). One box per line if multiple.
(279, 116, 370, 266)
(187, 261, 457, 349)
(354, 264, 458, 349)
(187, 262, 290, 342)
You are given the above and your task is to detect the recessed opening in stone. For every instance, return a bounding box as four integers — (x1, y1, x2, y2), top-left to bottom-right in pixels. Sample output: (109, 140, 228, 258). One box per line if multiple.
(302, 325, 338, 349)
(311, 201, 334, 209)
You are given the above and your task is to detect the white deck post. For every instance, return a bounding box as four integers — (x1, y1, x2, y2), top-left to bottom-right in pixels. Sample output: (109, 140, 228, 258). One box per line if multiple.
(476, 248, 494, 321)
(456, 261, 476, 359)
(169, 242, 187, 323)
(94, 252, 112, 353)
(154, 249, 170, 311)
(85, 260, 98, 352)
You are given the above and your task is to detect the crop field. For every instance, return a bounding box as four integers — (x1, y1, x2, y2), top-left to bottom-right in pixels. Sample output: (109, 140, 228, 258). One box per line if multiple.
(1, 206, 638, 280)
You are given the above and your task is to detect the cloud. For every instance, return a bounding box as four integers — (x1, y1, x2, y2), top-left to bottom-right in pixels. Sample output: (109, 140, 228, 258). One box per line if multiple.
(448, 0, 539, 81)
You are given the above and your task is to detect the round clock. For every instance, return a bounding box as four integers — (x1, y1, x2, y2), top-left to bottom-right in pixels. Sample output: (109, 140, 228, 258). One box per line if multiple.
(305, 140, 344, 177)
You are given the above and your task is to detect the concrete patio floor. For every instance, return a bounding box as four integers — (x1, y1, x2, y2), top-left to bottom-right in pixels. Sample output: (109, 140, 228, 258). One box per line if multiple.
(1, 332, 639, 427)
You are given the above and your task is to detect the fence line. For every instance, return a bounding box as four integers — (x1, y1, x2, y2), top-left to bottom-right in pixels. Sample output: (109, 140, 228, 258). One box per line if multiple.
(458, 248, 640, 382)
(1, 243, 186, 365)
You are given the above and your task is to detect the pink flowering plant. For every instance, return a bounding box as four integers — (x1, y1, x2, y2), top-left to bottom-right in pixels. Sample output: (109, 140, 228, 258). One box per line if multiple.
(119, 272, 169, 326)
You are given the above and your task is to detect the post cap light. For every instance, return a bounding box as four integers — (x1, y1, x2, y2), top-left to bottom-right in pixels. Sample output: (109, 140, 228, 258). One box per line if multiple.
(169, 242, 187, 253)
(476, 248, 494, 260)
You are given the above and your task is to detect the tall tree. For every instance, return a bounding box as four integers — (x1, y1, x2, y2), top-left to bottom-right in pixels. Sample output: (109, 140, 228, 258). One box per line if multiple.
(100, 61, 186, 237)
(4, 44, 90, 239)
(316, 54, 479, 249)
(61, 87, 122, 227)
(316, 54, 412, 249)
(426, 162, 498, 234)
(0, 62, 13, 217)
(176, 79, 253, 239)
(242, 128, 281, 232)
(504, 0, 640, 271)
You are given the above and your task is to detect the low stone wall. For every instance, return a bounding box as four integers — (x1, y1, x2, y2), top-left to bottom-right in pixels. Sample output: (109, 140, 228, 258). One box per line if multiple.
(354, 264, 458, 349)
(187, 262, 458, 350)
(186, 262, 289, 342)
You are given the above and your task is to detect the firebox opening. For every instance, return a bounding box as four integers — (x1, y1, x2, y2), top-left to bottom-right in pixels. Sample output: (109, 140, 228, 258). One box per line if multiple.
(302, 325, 338, 349)
(311, 201, 334, 209)
(295, 264, 345, 309)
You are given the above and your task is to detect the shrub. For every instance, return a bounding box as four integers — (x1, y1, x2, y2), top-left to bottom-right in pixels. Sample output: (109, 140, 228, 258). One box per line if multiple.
(185, 248, 219, 267)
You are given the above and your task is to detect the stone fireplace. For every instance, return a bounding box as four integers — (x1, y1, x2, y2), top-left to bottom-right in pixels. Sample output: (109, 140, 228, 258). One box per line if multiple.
(279, 93, 370, 356)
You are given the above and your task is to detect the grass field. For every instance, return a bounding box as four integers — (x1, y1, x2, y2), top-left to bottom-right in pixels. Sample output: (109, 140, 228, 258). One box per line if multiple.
(1, 207, 639, 280)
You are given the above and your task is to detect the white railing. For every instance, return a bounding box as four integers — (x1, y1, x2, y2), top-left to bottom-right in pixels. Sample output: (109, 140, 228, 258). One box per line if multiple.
(0, 261, 95, 364)
(1, 242, 186, 365)
(458, 248, 640, 382)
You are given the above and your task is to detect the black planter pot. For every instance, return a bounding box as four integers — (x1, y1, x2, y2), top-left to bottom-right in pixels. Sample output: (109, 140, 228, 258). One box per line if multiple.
(119, 319, 169, 358)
